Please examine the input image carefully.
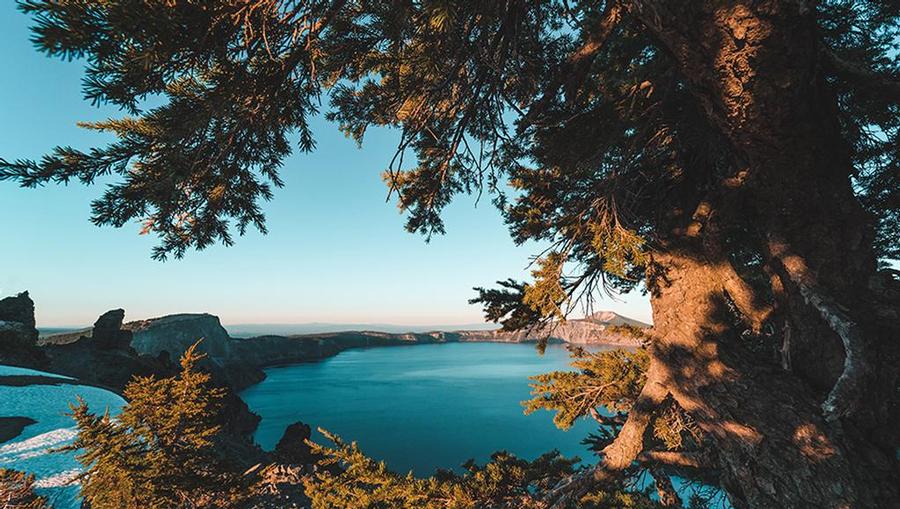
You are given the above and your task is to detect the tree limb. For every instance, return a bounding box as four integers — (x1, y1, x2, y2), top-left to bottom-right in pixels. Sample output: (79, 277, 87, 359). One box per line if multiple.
(543, 359, 668, 508)
(527, 1, 623, 121)
(824, 49, 900, 102)
(768, 237, 872, 421)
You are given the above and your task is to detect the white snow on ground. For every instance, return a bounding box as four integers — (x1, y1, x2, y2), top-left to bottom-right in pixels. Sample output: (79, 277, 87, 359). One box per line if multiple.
(0, 428, 77, 458)
(0, 364, 124, 509)
(33, 469, 81, 488)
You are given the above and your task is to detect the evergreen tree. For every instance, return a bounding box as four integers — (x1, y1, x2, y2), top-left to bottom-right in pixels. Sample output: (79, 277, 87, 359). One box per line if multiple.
(2, 1, 899, 505)
(304, 428, 662, 509)
(67, 342, 244, 508)
(0, 469, 50, 509)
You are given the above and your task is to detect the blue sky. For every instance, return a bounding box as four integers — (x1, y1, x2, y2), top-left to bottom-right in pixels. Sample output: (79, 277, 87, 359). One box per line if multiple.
(0, 4, 651, 327)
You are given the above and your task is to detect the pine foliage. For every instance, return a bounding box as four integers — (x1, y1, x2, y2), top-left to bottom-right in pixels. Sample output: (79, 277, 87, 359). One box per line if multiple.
(66, 342, 243, 508)
(0, 469, 50, 509)
(303, 428, 661, 509)
(524, 347, 649, 430)
(3, 0, 894, 272)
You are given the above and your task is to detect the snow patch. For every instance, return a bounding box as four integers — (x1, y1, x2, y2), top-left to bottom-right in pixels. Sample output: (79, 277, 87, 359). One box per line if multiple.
(0, 428, 77, 461)
(0, 365, 74, 379)
(33, 469, 81, 488)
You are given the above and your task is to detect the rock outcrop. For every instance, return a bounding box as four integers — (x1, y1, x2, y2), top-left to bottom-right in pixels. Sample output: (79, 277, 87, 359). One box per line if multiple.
(274, 421, 315, 465)
(126, 313, 265, 390)
(41, 309, 173, 392)
(0, 292, 45, 366)
(0, 292, 37, 334)
(91, 309, 133, 350)
(127, 313, 232, 359)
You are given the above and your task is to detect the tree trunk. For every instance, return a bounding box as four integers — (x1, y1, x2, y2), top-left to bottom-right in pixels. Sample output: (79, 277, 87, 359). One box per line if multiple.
(629, 0, 898, 426)
(646, 243, 897, 508)
(618, 1, 900, 505)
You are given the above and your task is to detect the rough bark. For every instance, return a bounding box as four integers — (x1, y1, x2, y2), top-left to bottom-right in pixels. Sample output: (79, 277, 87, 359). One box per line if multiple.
(617, 1, 900, 505)
(646, 243, 897, 508)
(648, 465, 681, 507)
(629, 0, 898, 425)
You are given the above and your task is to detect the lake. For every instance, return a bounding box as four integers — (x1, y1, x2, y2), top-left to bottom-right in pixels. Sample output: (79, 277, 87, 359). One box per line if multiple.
(0, 365, 125, 509)
(241, 342, 609, 475)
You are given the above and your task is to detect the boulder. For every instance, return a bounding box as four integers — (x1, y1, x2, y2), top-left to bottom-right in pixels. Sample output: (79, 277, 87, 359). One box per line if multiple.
(274, 421, 315, 465)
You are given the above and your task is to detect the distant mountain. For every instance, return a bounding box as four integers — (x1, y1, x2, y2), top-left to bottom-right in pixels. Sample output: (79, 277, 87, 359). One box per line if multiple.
(456, 311, 650, 346)
(583, 311, 651, 328)
(37, 327, 86, 338)
(223, 322, 500, 338)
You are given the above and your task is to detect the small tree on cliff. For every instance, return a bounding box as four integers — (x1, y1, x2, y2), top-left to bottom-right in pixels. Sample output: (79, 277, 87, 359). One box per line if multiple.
(67, 342, 243, 509)
(2, 1, 898, 506)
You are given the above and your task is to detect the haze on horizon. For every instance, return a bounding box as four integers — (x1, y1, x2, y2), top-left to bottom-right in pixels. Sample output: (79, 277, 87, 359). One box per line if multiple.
(0, 3, 651, 328)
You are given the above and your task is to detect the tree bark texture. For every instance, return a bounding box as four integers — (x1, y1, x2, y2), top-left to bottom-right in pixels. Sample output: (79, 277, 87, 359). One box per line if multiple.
(600, 2, 900, 506)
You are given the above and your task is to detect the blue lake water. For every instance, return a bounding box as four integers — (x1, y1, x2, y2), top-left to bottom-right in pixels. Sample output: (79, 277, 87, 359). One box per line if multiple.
(241, 342, 611, 475)
(0, 365, 125, 509)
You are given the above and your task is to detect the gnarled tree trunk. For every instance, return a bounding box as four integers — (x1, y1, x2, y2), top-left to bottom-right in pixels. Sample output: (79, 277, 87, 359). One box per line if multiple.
(613, 1, 900, 506)
(646, 242, 897, 508)
(630, 0, 899, 425)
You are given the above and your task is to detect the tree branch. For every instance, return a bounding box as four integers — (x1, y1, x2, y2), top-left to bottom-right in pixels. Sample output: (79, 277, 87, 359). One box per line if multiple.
(824, 49, 900, 102)
(543, 359, 668, 508)
(768, 237, 873, 421)
(527, 1, 623, 121)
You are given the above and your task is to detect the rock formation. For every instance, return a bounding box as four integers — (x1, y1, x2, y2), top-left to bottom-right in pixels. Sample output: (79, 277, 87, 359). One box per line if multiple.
(275, 421, 315, 465)
(126, 313, 265, 390)
(0, 292, 37, 334)
(0, 292, 45, 366)
(41, 309, 172, 392)
(91, 309, 133, 350)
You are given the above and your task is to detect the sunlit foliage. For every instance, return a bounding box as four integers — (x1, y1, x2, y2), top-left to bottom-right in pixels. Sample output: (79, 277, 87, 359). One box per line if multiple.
(0, 469, 50, 509)
(303, 428, 663, 509)
(66, 342, 244, 508)
(524, 347, 649, 430)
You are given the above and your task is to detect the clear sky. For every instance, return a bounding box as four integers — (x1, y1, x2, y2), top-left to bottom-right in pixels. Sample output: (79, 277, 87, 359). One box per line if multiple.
(0, 4, 651, 328)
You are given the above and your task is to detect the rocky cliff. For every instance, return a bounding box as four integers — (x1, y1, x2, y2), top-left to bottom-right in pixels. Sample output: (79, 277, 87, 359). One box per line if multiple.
(0, 292, 46, 366)
(124, 313, 266, 390)
(458, 311, 650, 346)
(40, 310, 647, 392)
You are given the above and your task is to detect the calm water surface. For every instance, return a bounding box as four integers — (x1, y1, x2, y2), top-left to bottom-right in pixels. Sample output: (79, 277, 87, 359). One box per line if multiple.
(241, 342, 612, 475)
